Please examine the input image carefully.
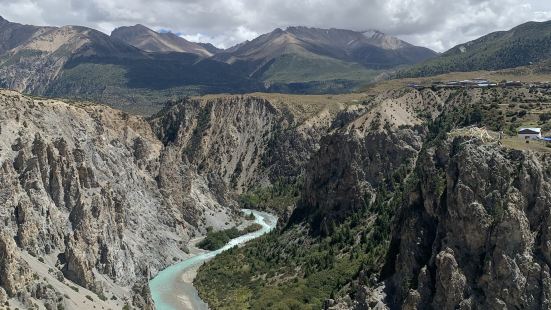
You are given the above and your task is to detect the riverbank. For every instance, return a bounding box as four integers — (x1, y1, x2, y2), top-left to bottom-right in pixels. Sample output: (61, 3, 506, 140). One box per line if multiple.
(149, 209, 278, 310)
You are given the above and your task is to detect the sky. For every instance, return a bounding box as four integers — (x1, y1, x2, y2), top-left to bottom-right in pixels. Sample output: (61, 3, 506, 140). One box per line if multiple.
(1, 0, 551, 51)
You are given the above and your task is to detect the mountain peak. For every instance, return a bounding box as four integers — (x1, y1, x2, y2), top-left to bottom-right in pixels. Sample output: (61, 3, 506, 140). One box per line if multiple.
(131, 24, 153, 32)
(362, 29, 407, 50)
(362, 29, 384, 37)
(111, 24, 214, 57)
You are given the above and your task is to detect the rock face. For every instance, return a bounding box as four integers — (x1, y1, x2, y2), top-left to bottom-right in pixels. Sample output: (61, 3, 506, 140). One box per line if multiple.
(373, 137, 551, 309)
(0, 90, 238, 307)
(0, 232, 33, 296)
(150, 96, 335, 195)
(0, 23, 140, 94)
(291, 89, 427, 233)
(294, 127, 424, 232)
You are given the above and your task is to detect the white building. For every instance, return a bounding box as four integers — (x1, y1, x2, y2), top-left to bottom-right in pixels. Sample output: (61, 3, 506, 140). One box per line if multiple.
(518, 128, 542, 140)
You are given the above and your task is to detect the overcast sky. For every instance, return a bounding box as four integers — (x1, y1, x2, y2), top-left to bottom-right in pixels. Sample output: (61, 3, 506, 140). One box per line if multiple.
(2, 0, 551, 51)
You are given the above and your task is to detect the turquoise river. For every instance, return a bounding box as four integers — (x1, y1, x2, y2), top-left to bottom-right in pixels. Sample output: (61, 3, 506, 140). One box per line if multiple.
(149, 209, 278, 309)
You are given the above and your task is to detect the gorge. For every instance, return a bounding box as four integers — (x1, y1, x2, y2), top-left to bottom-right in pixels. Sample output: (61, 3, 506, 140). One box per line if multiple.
(1, 16, 551, 308)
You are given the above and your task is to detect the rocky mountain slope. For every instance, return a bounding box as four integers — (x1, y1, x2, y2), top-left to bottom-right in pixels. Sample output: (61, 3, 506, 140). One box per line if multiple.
(0, 90, 186, 309)
(111, 24, 215, 57)
(315, 89, 551, 309)
(0, 16, 45, 55)
(149, 93, 357, 195)
(214, 27, 436, 87)
(368, 135, 551, 309)
(0, 23, 141, 94)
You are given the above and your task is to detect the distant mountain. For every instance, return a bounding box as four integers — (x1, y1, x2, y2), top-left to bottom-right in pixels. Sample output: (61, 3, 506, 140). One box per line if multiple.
(399, 20, 551, 77)
(0, 19, 144, 94)
(0, 18, 437, 111)
(0, 16, 45, 55)
(217, 27, 437, 70)
(198, 42, 223, 55)
(0, 17, 258, 112)
(111, 24, 215, 57)
(213, 26, 437, 85)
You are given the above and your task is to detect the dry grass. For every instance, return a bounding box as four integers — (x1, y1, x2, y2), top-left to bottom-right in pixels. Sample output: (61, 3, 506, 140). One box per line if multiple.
(360, 69, 551, 94)
(198, 92, 368, 123)
(502, 136, 551, 153)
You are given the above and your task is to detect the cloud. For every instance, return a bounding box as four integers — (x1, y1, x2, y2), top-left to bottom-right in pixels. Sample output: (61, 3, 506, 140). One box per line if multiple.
(1, 0, 551, 51)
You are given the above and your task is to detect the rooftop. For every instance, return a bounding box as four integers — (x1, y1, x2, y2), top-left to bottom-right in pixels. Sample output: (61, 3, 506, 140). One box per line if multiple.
(518, 128, 542, 133)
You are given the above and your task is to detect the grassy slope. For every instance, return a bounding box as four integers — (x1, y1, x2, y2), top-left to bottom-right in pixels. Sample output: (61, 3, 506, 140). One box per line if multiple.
(260, 46, 379, 84)
(43, 51, 378, 111)
(42, 56, 262, 115)
(399, 21, 551, 77)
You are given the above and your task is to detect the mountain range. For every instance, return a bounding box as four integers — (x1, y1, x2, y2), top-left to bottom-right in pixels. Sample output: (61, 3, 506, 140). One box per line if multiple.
(6, 16, 551, 112)
(0, 17, 436, 111)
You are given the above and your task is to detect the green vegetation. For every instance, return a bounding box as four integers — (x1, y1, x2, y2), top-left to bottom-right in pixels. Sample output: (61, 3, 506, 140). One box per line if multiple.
(41, 57, 259, 116)
(260, 49, 379, 84)
(239, 179, 302, 215)
(195, 172, 413, 309)
(427, 88, 551, 141)
(399, 20, 551, 77)
(197, 224, 263, 251)
(97, 291, 107, 301)
(242, 211, 256, 221)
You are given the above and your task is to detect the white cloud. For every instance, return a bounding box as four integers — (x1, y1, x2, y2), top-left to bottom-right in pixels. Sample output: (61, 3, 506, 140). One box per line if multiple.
(1, 0, 551, 51)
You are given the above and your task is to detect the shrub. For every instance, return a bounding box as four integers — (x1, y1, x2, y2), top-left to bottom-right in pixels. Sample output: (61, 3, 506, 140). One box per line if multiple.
(540, 112, 551, 122)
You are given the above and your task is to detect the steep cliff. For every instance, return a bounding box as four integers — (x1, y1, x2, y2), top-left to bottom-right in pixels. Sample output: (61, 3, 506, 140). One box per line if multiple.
(368, 136, 551, 309)
(0, 90, 242, 308)
(291, 88, 430, 231)
(150, 95, 350, 196)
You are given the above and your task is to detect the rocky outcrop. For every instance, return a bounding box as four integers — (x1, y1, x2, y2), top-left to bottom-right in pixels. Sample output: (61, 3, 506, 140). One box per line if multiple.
(294, 127, 424, 232)
(366, 137, 551, 309)
(291, 90, 426, 233)
(0, 232, 32, 296)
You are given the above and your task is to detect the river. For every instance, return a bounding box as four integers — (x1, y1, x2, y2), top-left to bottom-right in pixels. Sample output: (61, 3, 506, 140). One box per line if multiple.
(149, 209, 278, 310)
